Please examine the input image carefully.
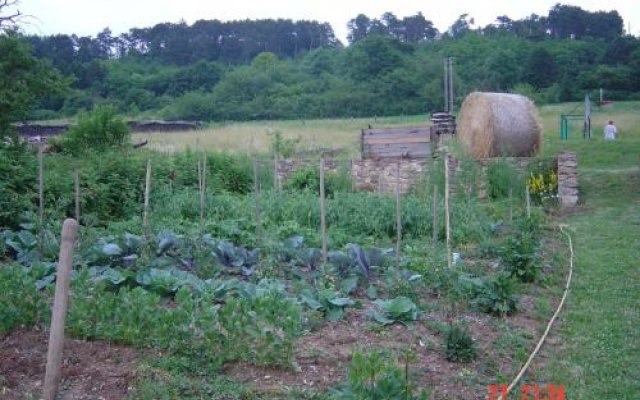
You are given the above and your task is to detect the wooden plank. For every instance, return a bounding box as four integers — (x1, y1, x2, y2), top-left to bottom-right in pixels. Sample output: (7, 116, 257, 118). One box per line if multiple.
(363, 126, 429, 134)
(362, 129, 431, 139)
(365, 137, 430, 145)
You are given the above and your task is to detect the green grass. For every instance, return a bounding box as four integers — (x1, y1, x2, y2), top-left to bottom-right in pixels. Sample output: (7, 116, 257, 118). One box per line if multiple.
(530, 100, 640, 398)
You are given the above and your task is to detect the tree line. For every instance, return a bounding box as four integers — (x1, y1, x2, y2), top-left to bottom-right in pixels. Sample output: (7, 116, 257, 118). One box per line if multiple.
(2, 3, 639, 126)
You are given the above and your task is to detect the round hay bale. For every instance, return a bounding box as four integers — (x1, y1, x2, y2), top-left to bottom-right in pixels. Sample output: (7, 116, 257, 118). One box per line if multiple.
(457, 92, 541, 159)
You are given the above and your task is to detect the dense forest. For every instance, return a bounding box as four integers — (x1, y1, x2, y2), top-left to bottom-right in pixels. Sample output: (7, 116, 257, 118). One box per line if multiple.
(4, 3, 640, 123)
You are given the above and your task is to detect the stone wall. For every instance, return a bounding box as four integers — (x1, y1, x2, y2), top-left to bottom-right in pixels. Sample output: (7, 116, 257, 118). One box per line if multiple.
(276, 153, 578, 205)
(351, 159, 427, 193)
(557, 151, 578, 207)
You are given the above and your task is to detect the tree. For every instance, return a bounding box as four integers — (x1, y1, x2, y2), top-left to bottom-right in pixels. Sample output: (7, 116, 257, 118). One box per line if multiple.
(0, 34, 68, 137)
(448, 14, 474, 38)
(0, 0, 22, 32)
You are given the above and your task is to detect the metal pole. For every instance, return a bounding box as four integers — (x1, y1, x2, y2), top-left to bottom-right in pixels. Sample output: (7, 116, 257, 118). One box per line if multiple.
(443, 58, 449, 113)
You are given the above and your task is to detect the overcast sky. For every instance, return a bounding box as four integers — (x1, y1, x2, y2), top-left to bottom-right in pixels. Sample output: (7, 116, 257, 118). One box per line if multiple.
(16, 0, 640, 42)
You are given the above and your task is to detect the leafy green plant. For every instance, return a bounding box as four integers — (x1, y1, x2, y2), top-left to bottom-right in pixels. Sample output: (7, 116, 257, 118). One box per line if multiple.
(331, 349, 428, 400)
(444, 323, 477, 363)
(53, 105, 130, 155)
(369, 296, 420, 325)
(211, 239, 260, 276)
(474, 272, 519, 316)
(299, 288, 355, 321)
(0, 264, 49, 334)
(486, 159, 523, 199)
(501, 229, 540, 283)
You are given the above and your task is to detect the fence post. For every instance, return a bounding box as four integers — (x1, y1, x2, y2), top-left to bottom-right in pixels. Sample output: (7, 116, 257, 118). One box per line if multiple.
(199, 156, 207, 239)
(444, 153, 452, 268)
(319, 154, 328, 262)
(253, 157, 262, 244)
(432, 185, 439, 244)
(143, 159, 151, 240)
(526, 185, 531, 218)
(509, 188, 513, 223)
(38, 143, 44, 259)
(395, 161, 402, 267)
(43, 218, 78, 400)
(73, 161, 80, 224)
(273, 153, 279, 192)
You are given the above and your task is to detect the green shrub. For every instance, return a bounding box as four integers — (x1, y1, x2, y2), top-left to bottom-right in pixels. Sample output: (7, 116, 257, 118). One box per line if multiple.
(0, 143, 36, 229)
(501, 228, 540, 283)
(474, 272, 519, 316)
(444, 323, 477, 363)
(487, 159, 523, 199)
(0, 264, 49, 334)
(54, 105, 129, 155)
(332, 349, 428, 400)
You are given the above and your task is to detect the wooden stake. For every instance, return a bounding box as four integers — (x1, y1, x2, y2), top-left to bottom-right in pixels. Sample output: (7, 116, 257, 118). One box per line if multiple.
(43, 218, 78, 400)
(319, 155, 328, 262)
(273, 153, 279, 192)
(38, 143, 44, 259)
(432, 185, 439, 244)
(526, 185, 531, 218)
(73, 161, 80, 223)
(199, 157, 207, 238)
(395, 161, 402, 267)
(509, 188, 513, 223)
(253, 157, 262, 244)
(143, 159, 151, 240)
(444, 153, 452, 268)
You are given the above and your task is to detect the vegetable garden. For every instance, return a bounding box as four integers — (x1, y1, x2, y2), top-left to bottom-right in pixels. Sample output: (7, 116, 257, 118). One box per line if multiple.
(0, 139, 570, 399)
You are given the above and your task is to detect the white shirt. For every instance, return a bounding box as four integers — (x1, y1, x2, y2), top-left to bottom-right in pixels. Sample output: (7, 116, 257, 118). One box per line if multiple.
(604, 124, 617, 140)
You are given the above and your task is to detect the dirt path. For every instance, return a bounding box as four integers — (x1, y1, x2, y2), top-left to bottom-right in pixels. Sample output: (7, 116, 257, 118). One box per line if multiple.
(0, 330, 141, 400)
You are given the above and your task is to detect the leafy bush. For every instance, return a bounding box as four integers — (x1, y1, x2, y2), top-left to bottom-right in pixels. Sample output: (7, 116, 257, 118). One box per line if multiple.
(369, 296, 420, 325)
(0, 264, 49, 334)
(299, 288, 355, 321)
(527, 169, 558, 205)
(501, 228, 540, 283)
(444, 323, 477, 363)
(216, 288, 301, 367)
(54, 105, 130, 155)
(487, 159, 523, 199)
(474, 272, 519, 316)
(332, 349, 428, 400)
(0, 143, 35, 230)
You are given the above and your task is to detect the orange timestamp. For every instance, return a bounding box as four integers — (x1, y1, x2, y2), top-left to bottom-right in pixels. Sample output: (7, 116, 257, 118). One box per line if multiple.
(487, 384, 566, 400)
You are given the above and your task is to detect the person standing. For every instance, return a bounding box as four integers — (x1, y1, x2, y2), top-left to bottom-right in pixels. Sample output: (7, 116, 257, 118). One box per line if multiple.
(604, 120, 617, 140)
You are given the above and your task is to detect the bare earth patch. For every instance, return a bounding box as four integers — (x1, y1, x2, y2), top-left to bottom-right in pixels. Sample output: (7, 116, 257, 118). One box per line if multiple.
(0, 330, 140, 400)
(224, 297, 547, 400)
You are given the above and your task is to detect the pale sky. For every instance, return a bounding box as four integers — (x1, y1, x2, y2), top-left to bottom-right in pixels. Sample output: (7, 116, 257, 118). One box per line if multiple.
(15, 0, 640, 43)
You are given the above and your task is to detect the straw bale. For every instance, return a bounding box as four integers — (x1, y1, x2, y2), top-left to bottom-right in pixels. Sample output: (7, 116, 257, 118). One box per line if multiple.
(457, 92, 541, 159)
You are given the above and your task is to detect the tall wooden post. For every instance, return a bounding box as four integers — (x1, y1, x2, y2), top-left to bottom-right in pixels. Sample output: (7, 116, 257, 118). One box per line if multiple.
(43, 219, 78, 400)
(526, 185, 531, 219)
(199, 156, 207, 238)
(143, 160, 151, 240)
(395, 161, 402, 267)
(38, 143, 44, 259)
(319, 155, 328, 262)
(432, 185, 439, 244)
(444, 153, 452, 269)
(253, 157, 262, 244)
(73, 161, 80, 223)
(273, 153, 279, 192)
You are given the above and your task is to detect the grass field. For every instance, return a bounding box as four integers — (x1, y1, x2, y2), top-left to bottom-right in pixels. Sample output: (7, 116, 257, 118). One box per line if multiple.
(133, 102, 640, 162)
(531, 101, 640, 398)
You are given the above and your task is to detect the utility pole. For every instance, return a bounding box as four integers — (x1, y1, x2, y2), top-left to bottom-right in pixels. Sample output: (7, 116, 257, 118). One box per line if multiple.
(443, 57, 454, 113)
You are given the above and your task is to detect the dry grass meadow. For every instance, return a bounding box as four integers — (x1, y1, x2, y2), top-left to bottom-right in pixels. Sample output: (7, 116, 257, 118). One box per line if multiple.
(133, 101, 640, 163)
